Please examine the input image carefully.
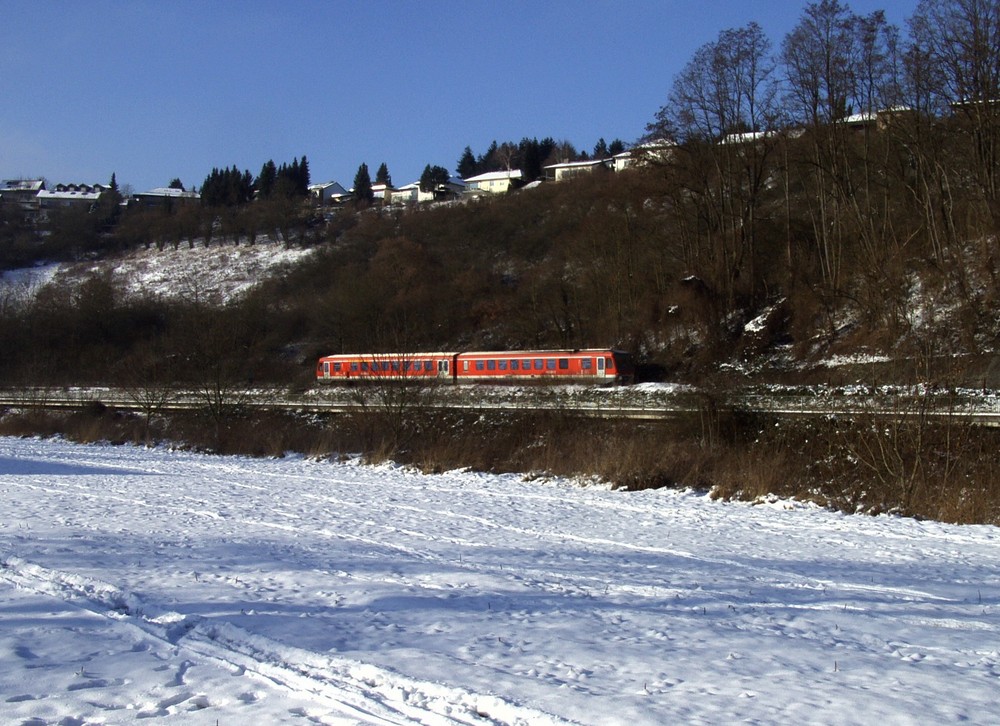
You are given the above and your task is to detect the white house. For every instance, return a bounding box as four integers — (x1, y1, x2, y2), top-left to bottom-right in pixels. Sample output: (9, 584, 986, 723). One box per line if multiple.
(389, 182, 420, 205)
(308, 181, 350, 205)
(463, 169, 523, 194)
(390, 176, 468, 205)
(0, 179, 45, 215)
(625, 139, 675, 166)
(36, 183, 109, 212)
(543, 159, 611, 182)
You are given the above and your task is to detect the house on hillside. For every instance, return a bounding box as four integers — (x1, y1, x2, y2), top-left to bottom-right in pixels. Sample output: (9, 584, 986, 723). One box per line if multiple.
(132, 187, 200, 208)
(36, 183, 109, 214)
(543, 159, 612, 182)
(389, 182, 420, 205)
(463, 169, 523, 194)
(612, 150, 633, 172)
(0, 179, 45, 218)
(618, 139, 675, 168)
(371, 183, 393, 201)
(308, 181, 351, 205)
(390, 176, 467, 205)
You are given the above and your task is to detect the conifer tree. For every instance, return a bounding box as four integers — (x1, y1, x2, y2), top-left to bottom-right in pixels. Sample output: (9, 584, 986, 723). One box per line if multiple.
(375, 162, 392, 187)
(353, 162, 374, 204)
(419, 164, 450, 193)
(457, 146, 477, 178)
(256, 160, 277, 199)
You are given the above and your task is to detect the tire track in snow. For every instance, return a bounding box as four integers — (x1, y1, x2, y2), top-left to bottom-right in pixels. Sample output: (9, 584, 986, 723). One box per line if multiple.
(0, 555, 580, 726)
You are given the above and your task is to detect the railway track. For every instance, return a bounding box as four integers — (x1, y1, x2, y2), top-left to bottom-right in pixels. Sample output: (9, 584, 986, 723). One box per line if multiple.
(2, 385, 1000, 426)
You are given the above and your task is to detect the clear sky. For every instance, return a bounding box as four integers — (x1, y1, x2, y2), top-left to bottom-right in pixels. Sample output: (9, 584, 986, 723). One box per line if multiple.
(2, 0, 919, 193)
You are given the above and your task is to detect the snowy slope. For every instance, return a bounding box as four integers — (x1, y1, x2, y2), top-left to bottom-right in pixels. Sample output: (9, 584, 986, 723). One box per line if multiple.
(1, 437, 998, 725)
(0, 237, 314, 304)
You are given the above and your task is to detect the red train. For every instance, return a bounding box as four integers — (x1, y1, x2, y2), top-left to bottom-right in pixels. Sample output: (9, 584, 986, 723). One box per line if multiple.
(316, 349, 634, 384)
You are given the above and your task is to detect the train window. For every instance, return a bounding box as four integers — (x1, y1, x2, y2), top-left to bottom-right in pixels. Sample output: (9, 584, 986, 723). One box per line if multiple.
(487, 360, 496, 371)
(546, 359, 556, 370)
(332, 362, 340, 372)
(534, 359, 544, 370)
(510, 360, 519, 371)
(499, 360, 508, 371)
(361, 362, 369, 372)
(581, 359, 592, 370)
(351, 362, 359, 372)
(476, 360, 485, 371)
(382, 362, 391, 372)
(558, 358, 569, 370)
(606, 357, 614, 370)
(597, 358, 605, 370)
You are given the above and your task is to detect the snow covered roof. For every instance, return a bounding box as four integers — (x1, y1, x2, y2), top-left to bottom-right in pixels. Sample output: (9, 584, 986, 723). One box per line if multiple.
(138, 187, 200, 199)
(37, 189, 102, 202)
(2, 179, 44, 192)
(543, 159, 607, 170)
(462, 169, 522, 183)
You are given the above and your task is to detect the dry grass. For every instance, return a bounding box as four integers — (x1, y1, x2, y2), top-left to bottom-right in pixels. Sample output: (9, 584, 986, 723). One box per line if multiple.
(2, 400, 998, 525)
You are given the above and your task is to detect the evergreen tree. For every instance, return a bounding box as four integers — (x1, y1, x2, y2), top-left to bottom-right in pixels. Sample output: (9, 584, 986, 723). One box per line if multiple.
(375, 162, 392, 187)
(457, 146, 478, 178)
(168, 178, 185, 191)
(298, 155, 310, 192)
(256, 160, 277, 199)
(200, 166, 253, 206)
(593, 138, 609, 159)
(478, 140, 500, 172)
(419, 164, 450, 193)
(608, 139, 626, 156)
(353, 162, 374, 204)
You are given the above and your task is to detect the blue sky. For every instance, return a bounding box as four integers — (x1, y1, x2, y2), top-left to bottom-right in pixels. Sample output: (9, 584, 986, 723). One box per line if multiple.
(2, 1, 919, 193)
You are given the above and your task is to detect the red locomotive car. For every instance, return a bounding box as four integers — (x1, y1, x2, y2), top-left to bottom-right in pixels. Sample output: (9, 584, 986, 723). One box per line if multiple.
(316, 349, 633, 384)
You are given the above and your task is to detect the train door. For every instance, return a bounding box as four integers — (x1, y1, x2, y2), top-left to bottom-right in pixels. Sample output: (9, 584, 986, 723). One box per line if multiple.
(437, 358, 450, 379)
(597, 356, 605, 378)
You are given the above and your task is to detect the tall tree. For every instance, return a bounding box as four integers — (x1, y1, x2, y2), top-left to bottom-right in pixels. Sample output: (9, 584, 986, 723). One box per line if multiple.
(648, 21, 781, 307)
(457, 146, 478, 178)
(419, 164, 450, 193)
(909, 0, 1000, 203)
(256, 160, 277, 199)
(375, 162, 392, 187)
(353, 163, 374, 205)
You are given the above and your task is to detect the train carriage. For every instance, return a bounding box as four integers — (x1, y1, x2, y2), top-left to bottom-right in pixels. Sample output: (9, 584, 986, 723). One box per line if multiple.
(316, 348, 633, 385)
(316, 352, 457, 382)
(454, 349, 632, 384)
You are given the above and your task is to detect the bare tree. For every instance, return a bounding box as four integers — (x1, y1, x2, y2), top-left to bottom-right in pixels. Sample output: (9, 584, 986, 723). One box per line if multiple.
(648, 22, 782, 307)
(909, 0, 1000, 204)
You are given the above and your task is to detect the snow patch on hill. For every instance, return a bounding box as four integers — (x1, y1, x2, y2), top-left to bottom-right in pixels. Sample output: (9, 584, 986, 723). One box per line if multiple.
(1, 237, 315, 304)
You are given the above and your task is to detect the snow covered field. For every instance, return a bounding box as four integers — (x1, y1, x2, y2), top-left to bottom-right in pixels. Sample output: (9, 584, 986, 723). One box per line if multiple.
(1, 437, 998, 725)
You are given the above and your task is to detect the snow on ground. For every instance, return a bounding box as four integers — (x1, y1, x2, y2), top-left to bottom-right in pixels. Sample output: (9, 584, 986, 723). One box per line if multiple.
(1, 437, 998, 725)
(0, 237, 314, 304)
